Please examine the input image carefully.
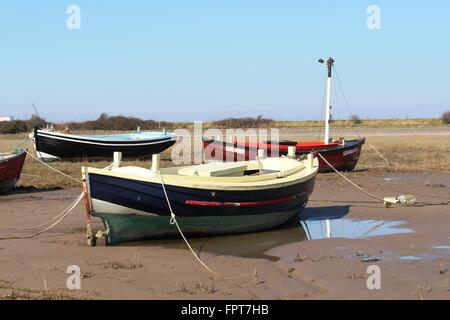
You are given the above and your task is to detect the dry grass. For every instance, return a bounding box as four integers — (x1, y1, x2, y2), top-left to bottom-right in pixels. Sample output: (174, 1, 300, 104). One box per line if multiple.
(91, 260, 144, 270)
(358, 136, 450, 172)
(0, 288, 92, 300)
(1, 130, 449, 189)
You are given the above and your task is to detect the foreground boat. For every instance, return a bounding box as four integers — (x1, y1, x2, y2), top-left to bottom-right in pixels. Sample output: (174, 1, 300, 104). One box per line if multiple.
(32, 128, 177, 161)
(82, 153, 318, 245)
(203, 57, 366, 172)
(0, 150, 26, 190)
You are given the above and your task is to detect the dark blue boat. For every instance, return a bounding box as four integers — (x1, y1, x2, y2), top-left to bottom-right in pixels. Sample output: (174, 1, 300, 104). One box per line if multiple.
(33, 128, 177, 160)
(82, 156, 318, 245)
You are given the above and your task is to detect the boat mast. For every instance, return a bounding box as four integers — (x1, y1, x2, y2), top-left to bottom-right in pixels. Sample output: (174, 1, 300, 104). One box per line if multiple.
(319, 57, 334, 144)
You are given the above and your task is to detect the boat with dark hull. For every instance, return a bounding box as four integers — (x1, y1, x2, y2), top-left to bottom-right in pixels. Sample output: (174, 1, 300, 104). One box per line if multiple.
(82, 153, 318, 245)
(0, 150, 27, 190)
(32, 128, 177, 161)
(203, 57, 366, 172)
(203, 137, 365, 172)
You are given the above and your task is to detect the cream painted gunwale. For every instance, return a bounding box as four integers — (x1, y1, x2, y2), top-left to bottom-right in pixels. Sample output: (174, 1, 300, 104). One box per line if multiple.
(84, 158, 319, 191)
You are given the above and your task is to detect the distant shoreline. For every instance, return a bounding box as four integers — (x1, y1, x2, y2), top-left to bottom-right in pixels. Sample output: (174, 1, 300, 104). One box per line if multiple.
(1, 115, 447, 135)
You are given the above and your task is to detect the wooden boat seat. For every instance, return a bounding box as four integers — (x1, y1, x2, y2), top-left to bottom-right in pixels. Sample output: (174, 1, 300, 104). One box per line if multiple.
(178, 162, 249, 177)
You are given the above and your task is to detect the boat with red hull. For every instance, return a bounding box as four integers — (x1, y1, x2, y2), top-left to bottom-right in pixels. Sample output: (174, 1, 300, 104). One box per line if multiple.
(203, 57, 366, 172)
(203, 137, 365, 172)
(0, 150, 27, 190)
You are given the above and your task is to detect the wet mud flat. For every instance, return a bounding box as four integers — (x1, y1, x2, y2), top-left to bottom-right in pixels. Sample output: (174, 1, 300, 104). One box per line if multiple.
(0, 170, 449, 299)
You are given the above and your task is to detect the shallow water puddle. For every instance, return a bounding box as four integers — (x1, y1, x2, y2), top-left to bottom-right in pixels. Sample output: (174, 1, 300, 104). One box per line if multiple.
(300, 219, 413, 240)
(431, 245, 450, 250)
(383, 177, 404, 182)
(399, 255, 423, 261)
(151, 216, 414, 261)
(151, 223, 308, 261)
(382, 175, 418, 182)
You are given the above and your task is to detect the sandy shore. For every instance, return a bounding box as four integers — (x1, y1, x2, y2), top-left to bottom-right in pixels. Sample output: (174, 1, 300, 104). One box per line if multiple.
(1, 170, 449, 300)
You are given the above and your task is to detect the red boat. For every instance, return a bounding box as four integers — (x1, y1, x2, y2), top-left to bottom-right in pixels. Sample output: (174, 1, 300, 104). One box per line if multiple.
(203, 57, 366, 172)
(0, 150, 27, 190)
(203, 137, 365, 172)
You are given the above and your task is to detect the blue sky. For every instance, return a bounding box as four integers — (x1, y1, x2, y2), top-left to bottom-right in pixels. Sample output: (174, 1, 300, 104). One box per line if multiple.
(0, 1, 449, 121)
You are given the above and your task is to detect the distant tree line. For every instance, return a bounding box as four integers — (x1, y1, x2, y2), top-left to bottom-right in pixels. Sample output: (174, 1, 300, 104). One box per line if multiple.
(0, 113, 275, 134)
(210, 115, 275, 128)
(59, 113, 177, 131)
(0, 115, 47, 134)
(1, 112, 448, 135)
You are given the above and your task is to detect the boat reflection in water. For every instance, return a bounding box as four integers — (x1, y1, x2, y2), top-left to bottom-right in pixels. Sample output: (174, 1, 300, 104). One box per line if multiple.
(145, 218, 309, 261)
(146, 205, 413, 261)
(301, 218, 414, 241)
(147, 206, 351, 261)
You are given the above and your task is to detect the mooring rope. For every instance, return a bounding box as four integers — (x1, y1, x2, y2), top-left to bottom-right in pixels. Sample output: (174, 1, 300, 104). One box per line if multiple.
(0, 193, 83, 240)
(4, 137, 31, 153)
(317, 153, 386, 203)
(158, 172, 219, 278)
(1, 193, 84, 231)
(317, 153, 448, 207)
(23, 149, 82, 183)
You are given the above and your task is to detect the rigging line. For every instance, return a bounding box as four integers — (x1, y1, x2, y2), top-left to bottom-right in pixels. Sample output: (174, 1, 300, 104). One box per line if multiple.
(31, 102, 46, 128)
(360, 221, 388, 238)
(331, 75, 343, 137)
(333, 67, 354, 118)
(333, 67, 362, 139)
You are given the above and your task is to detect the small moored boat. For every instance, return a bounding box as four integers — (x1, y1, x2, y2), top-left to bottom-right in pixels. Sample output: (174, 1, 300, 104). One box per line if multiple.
(203, 137, 365, 173)
(0, 149, 27, 190)
(82, 152, 318, 245)
(32, 127, 177, 161)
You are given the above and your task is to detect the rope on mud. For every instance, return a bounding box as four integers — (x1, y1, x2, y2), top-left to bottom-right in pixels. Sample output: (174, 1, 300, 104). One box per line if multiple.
(317, 153, 448, 207)
(158, 172, 219, 278)
(3, 193, 84, 231)
(0, 163, 112, 237)
(23, 149, 82, 183)
(0, 193, 83, 240)
(317, 153, 386, 203)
